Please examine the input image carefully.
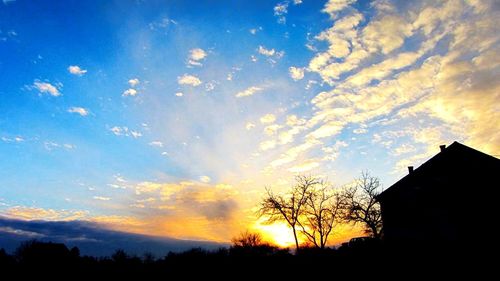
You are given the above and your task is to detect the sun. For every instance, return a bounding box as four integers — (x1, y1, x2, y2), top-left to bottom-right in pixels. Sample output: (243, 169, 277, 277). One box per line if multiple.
(253, 221, 298, 248)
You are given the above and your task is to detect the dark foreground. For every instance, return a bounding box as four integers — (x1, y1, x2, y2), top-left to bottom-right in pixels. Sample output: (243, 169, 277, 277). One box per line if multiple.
(0, 240, 492, 279)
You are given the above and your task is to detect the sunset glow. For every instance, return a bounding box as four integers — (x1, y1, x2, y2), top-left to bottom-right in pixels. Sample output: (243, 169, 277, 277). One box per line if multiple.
(1, 0, 499, 247)
(254, 221, 299, 247)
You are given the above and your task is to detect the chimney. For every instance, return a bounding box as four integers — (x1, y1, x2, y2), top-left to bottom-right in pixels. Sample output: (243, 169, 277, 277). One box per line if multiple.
(440, 145, 446, 152)
(408, 166, 414, 174)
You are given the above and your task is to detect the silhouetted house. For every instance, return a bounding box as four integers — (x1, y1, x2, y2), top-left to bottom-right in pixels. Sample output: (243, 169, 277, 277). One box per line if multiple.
(377, 141, 500, 245)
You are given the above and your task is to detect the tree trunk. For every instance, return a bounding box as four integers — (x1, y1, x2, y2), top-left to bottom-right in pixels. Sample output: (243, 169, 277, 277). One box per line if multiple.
(371, 225, 380, 239)
(292, 226, 300, 252)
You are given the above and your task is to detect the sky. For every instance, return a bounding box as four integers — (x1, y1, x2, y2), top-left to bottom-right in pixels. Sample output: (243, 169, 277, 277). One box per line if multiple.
(0, 0, 499, 246)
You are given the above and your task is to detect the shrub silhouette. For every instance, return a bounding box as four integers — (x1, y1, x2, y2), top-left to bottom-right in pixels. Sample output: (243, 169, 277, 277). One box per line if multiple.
(0, 239, 483, 278)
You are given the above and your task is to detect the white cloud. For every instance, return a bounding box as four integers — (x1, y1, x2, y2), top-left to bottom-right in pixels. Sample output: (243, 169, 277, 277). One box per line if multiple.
(190, 48, 207, 61)
(264, 124, 281, 136)
(289, 66, 305, 81)
(274, 1, 289, 24)
(286, 115, 306, 126)
(235, 86, 263, 98)
(353, 128, 367, 134)
(178, 74, 202, 87)
(269, 139, 321, 168)
(307, 122, 343, 139)
(110, 126, 142, 138)
(93, 196, 111, 201)
(258, 46, 276, 57)
(245, 122, 256, 130)
(187, 48, 207, 67)
(288, 160, 320, 173)
(290, 0, 500, 176)
(33, 81, 61, 97)
(259, 140, 277, 151)
(114, 174, 127, 183)
(205, 82, 216, 92)
(257, 46, 285, 65)
(130, 131, 142, 138)
(128, 78, 140, 87)
(200, 176, 211, 183)
(149, 17, 177, 31)
(322, 0, 355, 19)
(149, 141, 164, 147)
(43, 141, 76, 151)
(362, 15, 413, 55)
(110, 126, 123, 136)
(67, 107, 89, 116)
(122, 88, 138, 97)
(68, 65, 87, 76)
(249, 27, 262, 35)
(1, 136, 24, 143)
(260, 114, 276, 124)
(175, 92, 183, 97)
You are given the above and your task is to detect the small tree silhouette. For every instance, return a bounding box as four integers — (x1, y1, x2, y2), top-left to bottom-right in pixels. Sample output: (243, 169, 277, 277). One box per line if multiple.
(341, 172, 383, 238)
(231, 230, 265, 247)
(297, 179, 344, 249)
(259, 175, 317, 251)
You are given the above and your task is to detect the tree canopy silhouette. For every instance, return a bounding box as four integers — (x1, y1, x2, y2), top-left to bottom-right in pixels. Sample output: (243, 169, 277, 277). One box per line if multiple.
(259, 175, 344, 250)
(258, 175, 315, 251)
(298, 179, 344, 249)
(341, 172, 383, 238)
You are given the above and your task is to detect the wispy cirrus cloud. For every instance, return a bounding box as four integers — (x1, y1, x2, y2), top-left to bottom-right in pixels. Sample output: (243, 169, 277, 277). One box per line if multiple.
(235, 86, 263, 98)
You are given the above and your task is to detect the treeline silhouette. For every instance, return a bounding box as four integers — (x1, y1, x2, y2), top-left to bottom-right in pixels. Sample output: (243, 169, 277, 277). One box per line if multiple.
(0, 237, 481, 278)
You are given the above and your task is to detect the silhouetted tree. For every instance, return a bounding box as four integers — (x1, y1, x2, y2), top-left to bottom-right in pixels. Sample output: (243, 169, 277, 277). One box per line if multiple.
(297, 179, 344, 248)
(231, 230, 265, 247)
(111, 249, 128, 263)
(143, 252, 156, 264)
(341, 172, 383, 238)
(70, 246, 80, 258)
(259, 175, 318, 251)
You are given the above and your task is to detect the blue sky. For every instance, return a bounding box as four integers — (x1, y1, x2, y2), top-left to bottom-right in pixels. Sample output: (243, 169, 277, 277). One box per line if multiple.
(1, 0, 499, 244)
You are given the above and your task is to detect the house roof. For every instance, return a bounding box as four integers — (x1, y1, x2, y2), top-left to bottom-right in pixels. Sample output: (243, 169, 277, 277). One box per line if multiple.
(377, 141, 500, 202)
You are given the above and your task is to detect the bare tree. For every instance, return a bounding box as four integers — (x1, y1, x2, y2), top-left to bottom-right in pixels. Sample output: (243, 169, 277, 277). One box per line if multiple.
(231, 231, 265, 247)
(258, 175, 317, 251)
(297, 181, 344, 248)
(341, 172, 383, 238)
